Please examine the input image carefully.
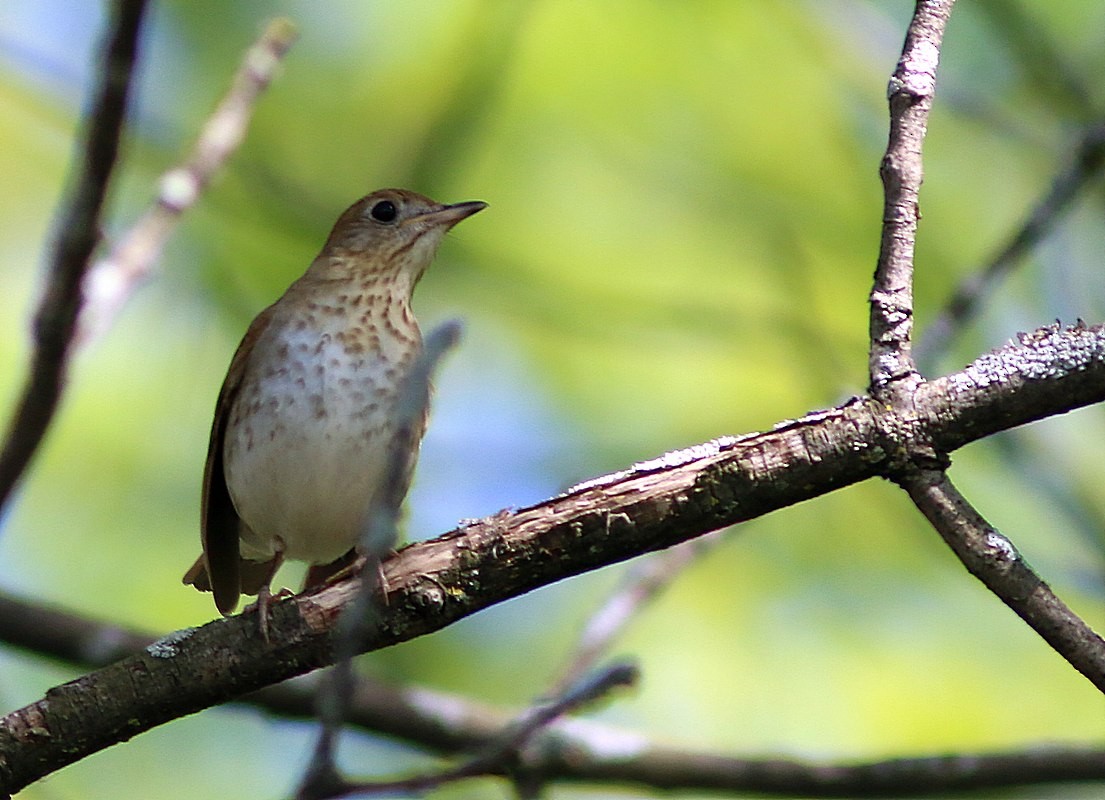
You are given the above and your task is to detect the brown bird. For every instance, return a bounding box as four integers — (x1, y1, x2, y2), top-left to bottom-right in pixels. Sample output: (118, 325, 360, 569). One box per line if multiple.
(183, 189, 486, 620)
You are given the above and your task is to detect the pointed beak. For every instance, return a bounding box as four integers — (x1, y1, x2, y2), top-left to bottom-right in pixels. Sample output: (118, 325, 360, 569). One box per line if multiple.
(408, 200, 488, 229)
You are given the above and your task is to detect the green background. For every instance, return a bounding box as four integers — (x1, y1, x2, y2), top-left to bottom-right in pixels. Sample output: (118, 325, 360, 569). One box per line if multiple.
(1, 1, 1103, 797)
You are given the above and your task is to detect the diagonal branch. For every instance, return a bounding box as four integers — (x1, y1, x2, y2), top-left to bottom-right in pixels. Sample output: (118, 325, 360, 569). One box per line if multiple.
(1, 321, 1103, 791)
(902, 470, 1105, 692)
(0, 0, 148, 515)
(869, 0, 955, 393)
(79, 17, 299, 345)
(332, 664, 638, 798)
(0, 12, 296, 519)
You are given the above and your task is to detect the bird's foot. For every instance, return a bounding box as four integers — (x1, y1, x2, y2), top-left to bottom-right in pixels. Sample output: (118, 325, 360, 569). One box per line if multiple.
(243, 585, 293, 642)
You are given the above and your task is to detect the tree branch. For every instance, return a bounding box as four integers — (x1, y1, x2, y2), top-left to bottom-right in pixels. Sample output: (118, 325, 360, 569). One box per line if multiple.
(0, 13, 296, 517)
(1, 321, 1102, 791)
(869, 0, 954, 392)
(903, 471, 1105, 692)
(1, 592, 1102, 797)
(328, 663, 638, 798)
(536, 745, 1105, 798)
(0, 0, 148, 514)
(2, 3, 1103, 796)
(79, 17, 299, 345)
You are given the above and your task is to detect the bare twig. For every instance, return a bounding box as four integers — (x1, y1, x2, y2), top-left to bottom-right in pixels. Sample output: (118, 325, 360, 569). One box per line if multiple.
(331, 663, 638, 798)
(0, 0, 148, 515)
(551, 532, 724, 694)
(918, 120, 1105, 367)
(297, 321, 464, 800)
(869, 0, 954, 394)
(902, 471, 1105, 692)
(79, 17, 299, 345)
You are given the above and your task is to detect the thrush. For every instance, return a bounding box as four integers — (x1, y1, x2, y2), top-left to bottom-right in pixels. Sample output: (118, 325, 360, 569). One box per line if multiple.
(183, 188, 486, 619)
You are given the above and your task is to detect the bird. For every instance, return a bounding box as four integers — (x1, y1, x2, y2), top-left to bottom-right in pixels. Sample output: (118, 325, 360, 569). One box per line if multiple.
(183, 188, 486, 625)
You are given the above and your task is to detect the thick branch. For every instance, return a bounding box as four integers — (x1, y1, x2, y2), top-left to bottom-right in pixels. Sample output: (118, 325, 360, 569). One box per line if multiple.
(869, 0, 954, 392)
(0, 0, 147, 513)
(919, 322, 1105, 451)
(1, 321, 1103, 791)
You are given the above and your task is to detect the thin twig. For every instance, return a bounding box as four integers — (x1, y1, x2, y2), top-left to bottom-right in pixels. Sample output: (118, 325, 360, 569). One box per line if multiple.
(333, 663, 638, 798)
(918, 120, 1105, 367)
(869, 0, 955, 394)
(902, 470, 1105, 693)
(297, 320, 464, 800)
(79, 17, 299, 345)
(0, 0, 148, 514)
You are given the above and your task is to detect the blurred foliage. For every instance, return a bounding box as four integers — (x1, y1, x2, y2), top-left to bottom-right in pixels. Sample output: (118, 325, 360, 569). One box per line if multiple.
(0, 1, 1104, 798)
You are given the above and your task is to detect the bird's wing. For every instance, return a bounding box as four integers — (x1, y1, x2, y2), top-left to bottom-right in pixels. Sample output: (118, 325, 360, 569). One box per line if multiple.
(197, 306, 276, 615)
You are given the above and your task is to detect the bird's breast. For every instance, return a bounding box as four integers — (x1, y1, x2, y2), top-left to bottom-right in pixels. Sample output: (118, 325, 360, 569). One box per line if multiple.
(222, 304, 421, 564)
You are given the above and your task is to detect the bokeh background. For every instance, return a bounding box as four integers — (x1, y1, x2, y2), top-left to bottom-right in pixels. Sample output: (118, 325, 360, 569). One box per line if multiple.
(1, 1, 1104, 797)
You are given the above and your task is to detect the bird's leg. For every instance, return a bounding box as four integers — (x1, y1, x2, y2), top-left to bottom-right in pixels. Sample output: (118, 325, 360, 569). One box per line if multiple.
(242, 550, 286, 641)
(256, 583, 274, 642)
(248, 583, 297, 642)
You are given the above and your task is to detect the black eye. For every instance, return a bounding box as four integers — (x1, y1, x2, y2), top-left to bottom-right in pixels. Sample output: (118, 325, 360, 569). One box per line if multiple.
(369, 200, 398, 222)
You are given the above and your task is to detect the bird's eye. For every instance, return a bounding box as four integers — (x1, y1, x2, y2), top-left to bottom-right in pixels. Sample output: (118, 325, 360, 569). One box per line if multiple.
(369, 200, 398, 223)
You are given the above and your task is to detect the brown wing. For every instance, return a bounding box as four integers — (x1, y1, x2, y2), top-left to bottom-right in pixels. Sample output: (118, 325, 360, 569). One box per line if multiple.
(187, 307, 276, 615)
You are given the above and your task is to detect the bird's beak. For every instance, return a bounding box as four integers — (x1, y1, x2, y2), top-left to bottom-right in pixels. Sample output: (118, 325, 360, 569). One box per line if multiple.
(407, 200, 488, 229)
